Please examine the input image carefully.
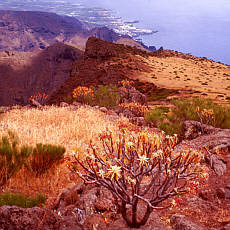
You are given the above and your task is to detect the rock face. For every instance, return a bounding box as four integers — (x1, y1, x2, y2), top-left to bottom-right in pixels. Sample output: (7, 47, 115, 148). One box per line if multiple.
(0, 42, 83, 106)
(176, 120, 230, 175)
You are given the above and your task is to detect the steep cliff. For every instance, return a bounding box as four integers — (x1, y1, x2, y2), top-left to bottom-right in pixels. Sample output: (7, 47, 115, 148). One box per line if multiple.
(0, 43, 83, 105)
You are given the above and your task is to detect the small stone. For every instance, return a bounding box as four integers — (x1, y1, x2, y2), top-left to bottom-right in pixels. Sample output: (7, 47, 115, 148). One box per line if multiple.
(170, 214, 206, 230)
(225, 187, 230, 199)
(99, 107, 108, 113)
(72, 101, 81, 107)
(222, 224, 230, 230)
(216, 188, 226, 199)
(60, 102, 69, 107)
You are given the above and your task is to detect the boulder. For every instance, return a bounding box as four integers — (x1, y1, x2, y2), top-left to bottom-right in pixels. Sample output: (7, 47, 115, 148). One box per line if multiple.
(216, 186, 230, 199)
(99, 107, 108, 113)
(176, 120, 230, 175)
(121, 109, 135, 118)
(206, 154, 227, 176)
(53, 182, 85, 211)
(170, 214, 206, 230)
(118, 87, 146, 105)
(222, 224, 230, 230)
(180, 121, 230, 154)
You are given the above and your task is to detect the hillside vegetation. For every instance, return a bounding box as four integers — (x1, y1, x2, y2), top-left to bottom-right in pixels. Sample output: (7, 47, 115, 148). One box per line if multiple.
(0, 38, 230, 229)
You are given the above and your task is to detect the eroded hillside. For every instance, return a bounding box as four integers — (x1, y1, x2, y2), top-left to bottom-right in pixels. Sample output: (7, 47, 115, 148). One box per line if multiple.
(49, 37, 230, 105)
(0, 43, 83, 105)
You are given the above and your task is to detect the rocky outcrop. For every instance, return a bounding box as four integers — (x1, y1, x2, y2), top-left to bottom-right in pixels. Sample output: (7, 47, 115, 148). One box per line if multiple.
(0, 205, 81, 230)
(176, 120, 230, 175)
(48, 37, 156, 105)
(181, 121, 230, 153)
(84, 37, 149, 60)
(53, 183, 171, 230)
(118, 86, 147, 105)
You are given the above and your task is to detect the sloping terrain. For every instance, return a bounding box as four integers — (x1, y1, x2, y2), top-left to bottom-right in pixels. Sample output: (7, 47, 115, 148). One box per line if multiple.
(134, 50, 230, 103)
(49, 37, 230, 105)
(0, 10, 147, 52)
(48, 37, 165, 104)
(0, 42, 83, 105)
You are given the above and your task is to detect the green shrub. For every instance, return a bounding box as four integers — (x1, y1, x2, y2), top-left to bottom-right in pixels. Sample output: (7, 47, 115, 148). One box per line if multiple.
(0, 131, 32, 187)
(159, 122, 182, 136)
(89, 85, 121, 108)
(0, 192, 46, 208)
(145, 98, 230, 135)
(144, 107, 169, 125)
(170, 97, 230, 129)
(27, 144, 65, 176)
(63, 95, 73, 104)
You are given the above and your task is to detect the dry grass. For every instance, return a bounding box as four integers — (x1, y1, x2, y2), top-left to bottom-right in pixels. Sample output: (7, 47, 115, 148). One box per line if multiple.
(131, 54, 230, 103)
(0, 105, 121, 154)
(0, 105, 125, 207)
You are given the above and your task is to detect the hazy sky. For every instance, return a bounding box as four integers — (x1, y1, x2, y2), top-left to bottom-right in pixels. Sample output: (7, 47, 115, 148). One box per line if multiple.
(79, 0, 230, 63)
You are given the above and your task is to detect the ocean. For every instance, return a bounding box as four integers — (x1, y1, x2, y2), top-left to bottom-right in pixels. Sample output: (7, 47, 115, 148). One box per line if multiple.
(0, 0, 229, 64)
(82, 0, 230, 65)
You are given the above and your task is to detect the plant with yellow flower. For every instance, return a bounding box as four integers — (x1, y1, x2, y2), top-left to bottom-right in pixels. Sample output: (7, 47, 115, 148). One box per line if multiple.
(119, 102, 149, 117)
(71, 129, 208, 228)
(72, 86, 94, 104)
(196, 106, 215, 126)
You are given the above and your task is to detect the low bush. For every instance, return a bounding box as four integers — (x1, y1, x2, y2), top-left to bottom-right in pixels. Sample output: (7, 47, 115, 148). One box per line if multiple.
(72, 85, 121, 108)
(0, 192, 46, 208)
(145, 98, 230, 135)
(27, 143, 65, 176)
(168, 97, 230, 130)
(72, 86, 94, 104)
(144, 107, 169, 125)
(0, 131, 32, 187)
(72, 129, 207, 228)
(29, 92, 48, 105)
(91, 85, 121, 108)
(119, 102, 149, 116)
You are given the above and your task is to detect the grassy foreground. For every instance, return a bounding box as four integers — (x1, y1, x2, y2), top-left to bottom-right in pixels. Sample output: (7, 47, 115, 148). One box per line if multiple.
(0, 106, 125, 206)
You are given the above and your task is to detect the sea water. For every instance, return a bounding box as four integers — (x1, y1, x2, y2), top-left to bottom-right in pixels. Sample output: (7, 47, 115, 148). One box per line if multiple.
(83, 0, 230, 65)
(0, 0, 229, 64)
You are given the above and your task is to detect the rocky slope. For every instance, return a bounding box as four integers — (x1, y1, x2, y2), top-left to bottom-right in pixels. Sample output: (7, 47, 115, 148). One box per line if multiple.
(0, 42, 83, 105)
(48, 37, 166, 104)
